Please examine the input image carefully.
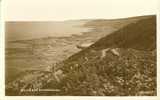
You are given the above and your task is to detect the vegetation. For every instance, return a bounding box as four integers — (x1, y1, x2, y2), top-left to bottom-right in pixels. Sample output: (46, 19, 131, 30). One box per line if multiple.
(46, 15, 156, 96)
(6, 15, 156, 96)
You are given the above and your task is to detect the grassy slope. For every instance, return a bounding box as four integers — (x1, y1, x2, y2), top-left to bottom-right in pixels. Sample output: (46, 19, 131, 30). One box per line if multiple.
(48, 15, 156, 96)
(90, 16, 156, 50)
(6, 15, 156, 96)
(5, 16, 141, 83)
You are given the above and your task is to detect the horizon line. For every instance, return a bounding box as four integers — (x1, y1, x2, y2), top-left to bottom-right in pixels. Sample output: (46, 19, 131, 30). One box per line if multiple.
(5, 14, 156, 22)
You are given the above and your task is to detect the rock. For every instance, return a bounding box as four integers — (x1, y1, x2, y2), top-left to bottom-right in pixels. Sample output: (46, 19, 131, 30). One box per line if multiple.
(101, 48, 110, 59)
(110, 48, 120, 56)
(54, 70, 63, 83)
(101, 48, 120, 59)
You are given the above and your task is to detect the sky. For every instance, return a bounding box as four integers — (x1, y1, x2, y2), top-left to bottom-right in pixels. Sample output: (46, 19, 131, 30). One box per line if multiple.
(4, 0, 157, 21)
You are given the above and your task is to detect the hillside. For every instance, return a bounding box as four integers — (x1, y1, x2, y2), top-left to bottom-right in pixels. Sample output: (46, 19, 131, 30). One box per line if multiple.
(5, 16, 143, 83)
(67, 15, 156, 61)
(5, 15, 156, 96)
(47, 15, 156, 96)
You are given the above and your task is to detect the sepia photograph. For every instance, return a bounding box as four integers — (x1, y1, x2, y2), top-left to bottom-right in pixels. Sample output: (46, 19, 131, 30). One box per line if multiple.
(2, 0, 158, 97)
